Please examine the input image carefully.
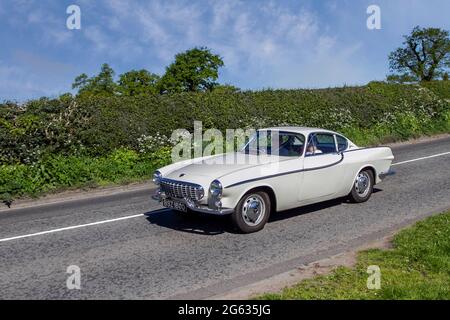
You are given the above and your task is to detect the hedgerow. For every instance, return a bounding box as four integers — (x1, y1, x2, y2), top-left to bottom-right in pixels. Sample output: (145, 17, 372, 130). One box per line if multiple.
(0, 148, 166, 203)
(0, 81, 449, 202)
(420, 80, 450, 100)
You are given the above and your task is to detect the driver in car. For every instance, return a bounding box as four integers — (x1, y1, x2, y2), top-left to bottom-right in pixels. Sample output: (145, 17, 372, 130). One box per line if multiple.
(305, 144, 323, 156)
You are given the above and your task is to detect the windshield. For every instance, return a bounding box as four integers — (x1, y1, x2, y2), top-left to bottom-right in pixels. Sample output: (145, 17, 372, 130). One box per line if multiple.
(241, 131, 305, 156)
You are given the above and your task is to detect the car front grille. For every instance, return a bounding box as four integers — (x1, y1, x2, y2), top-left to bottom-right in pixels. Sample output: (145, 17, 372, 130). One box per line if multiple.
(160, 179, 204, 201)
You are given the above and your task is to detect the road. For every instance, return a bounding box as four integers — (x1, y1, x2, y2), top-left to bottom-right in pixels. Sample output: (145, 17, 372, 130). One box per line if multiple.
(1, 137, 449, 299)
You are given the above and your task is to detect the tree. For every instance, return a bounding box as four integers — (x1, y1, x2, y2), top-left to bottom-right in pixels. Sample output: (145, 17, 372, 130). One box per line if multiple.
(72, 63, 117, 96)
(117, 69, 160, 96)
(158, 47, 224, 93)
(72, 73, 89, 90)
(388, 26, 450, 82)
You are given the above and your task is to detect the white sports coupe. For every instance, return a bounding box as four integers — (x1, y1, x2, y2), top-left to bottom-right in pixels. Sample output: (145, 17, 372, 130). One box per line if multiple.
(152, 127, 395, 233)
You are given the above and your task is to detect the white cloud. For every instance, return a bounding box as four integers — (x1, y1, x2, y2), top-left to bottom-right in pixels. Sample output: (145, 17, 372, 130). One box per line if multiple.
(210, 0, 239, 32)
(92, 0, 367, 88)
(8, 5, 74, 45)
(84, 26, 110, 52)
(2, 0, 379, 100)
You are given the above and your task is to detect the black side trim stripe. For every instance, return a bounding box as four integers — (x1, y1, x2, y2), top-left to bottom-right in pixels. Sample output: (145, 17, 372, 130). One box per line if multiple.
(225, 153, 344, 189)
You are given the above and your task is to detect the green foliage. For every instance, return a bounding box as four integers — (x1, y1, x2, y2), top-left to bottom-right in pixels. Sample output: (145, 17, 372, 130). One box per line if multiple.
(72, 63, 117, 96)
(386, 74, 418, 84)
(0, 148, 163, 200)
(258, 212, 450, 300)
(158, 47, 224, 93)
(118, 69, 160, 96)
(0, 97, 91, 164)
(212, 84, 241, 94)
(0, 81, 449, 201)
(71, 48, 224, 96)
(388, 26, 450, 82)
(420, 80, 450, 100)
(2, 81, 449, 161)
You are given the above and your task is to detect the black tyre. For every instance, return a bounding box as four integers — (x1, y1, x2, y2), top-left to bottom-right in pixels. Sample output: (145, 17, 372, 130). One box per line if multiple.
(349, 169, 374, 203)
(231, 191, 271, 233)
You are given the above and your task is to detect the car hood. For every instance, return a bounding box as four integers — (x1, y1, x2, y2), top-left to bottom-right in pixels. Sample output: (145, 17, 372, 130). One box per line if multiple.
(164, 153, 283, 185)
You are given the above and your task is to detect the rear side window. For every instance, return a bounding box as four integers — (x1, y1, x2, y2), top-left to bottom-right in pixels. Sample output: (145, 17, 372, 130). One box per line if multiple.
(336, 135, 348, 152)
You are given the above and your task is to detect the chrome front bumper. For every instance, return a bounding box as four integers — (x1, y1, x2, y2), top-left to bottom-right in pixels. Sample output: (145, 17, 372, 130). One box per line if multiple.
(378, 169, 396, 180)
(152, 191, 234, 215)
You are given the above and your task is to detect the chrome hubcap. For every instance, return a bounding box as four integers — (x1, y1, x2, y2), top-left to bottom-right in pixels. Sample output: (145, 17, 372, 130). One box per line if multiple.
(355, 171, 371, 197)
(242, 194, 266, 226)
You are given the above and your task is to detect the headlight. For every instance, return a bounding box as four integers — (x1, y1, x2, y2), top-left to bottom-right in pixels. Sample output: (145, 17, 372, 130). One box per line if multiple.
(153, 171, 162, 185)
(209, 180, 223, 199)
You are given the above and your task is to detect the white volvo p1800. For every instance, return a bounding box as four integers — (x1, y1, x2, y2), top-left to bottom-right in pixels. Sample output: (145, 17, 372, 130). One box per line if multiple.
(152, 127, 395, 233)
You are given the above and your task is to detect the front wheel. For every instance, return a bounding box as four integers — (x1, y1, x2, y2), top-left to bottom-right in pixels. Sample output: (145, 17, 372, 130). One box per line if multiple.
(231, 191, 271, 233)
(349, 169, 374, 203)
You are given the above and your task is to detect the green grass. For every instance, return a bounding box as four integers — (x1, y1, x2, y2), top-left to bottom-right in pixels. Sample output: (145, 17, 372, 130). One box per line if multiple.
(258, 212, 450, 300)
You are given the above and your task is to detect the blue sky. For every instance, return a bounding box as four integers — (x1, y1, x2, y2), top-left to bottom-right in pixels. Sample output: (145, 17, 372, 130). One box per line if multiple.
(1, 0, 449, 101)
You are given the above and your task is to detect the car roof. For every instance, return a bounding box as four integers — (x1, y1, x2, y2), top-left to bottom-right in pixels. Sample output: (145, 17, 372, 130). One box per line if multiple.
(259, 126, 338, 136)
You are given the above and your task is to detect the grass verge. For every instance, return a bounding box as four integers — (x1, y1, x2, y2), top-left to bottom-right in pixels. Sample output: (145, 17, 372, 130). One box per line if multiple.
(0, 148, 170, 205)
(258, 211, 450, 300)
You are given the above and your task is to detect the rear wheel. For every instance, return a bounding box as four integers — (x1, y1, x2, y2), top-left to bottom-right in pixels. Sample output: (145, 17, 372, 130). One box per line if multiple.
(349, 169, 374, 203)
(231, 191, 271, 233)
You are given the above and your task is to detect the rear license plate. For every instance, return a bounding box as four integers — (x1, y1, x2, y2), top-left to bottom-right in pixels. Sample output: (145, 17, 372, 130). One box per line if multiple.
(162, 199, 187, 212)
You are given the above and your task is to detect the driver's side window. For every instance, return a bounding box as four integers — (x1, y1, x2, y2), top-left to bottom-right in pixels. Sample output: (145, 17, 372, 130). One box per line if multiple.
(305, 133, 337, 156)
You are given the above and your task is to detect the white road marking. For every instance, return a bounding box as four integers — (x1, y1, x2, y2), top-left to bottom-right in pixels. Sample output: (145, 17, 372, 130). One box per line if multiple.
(0, 214, 145, 243)
(392, 151, 450, 166)
(1, 151, 449, 243)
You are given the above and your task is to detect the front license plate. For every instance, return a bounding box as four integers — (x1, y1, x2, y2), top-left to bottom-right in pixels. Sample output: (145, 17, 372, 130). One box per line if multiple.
(162, 199, 187, 212)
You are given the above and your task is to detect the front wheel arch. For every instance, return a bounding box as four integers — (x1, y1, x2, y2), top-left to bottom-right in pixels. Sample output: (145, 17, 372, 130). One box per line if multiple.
(231, 190, 272, 233)
(235, 185, 277, 214)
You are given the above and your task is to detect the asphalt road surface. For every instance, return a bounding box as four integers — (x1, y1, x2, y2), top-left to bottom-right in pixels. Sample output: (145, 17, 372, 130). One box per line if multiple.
(1, 137, 449, 299)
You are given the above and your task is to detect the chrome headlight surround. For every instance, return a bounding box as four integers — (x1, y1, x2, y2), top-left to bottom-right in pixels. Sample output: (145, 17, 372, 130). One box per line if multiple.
(209, 180, 223, 199)
(153, 170, 162, 185)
